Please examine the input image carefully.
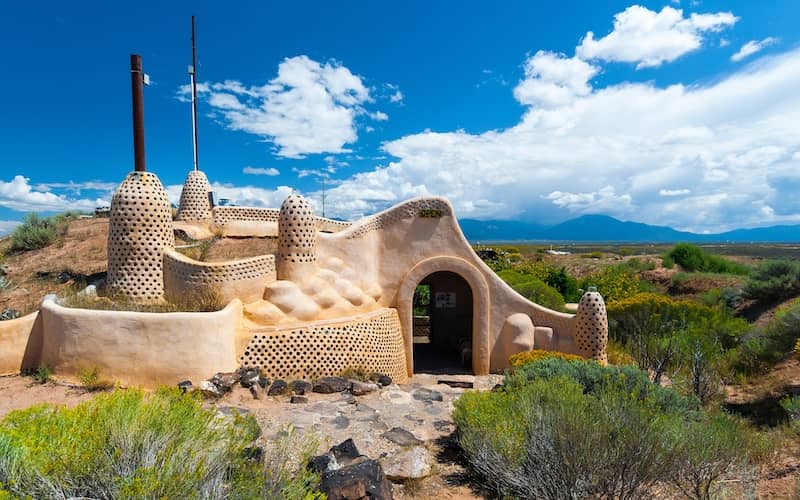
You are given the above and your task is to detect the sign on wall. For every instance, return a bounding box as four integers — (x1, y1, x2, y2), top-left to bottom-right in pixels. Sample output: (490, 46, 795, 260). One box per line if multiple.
(434, 292, 456, 309)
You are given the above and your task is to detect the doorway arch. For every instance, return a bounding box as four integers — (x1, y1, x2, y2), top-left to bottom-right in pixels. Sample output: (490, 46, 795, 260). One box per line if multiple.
(397, 256, 490, 376)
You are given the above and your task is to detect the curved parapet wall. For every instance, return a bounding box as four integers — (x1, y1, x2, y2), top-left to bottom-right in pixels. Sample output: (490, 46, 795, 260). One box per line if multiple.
(39, 298, 241, 388)
(212, 206, 351, 235)
(0, 311, 42, 375)
(176, 170, 212, 222)
(107, 171, 175, 302)
(163, 249, 276, 304)
(239, 307, 407, 383)
(316, 217, 352, 233)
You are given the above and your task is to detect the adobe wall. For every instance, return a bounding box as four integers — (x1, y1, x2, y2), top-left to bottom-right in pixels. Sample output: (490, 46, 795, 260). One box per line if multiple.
(315, 197, 580, 375)
(0, 311, 42, 375)
(39, 298, 241, 388)
(163, 249, 276, 304)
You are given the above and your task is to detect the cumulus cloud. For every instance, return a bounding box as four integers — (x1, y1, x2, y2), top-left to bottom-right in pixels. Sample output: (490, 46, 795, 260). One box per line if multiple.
(242, 166, 280, 176)
(513, 51, 599, 109)
(0, 220, 21, 236)
(0, 176, 106, 212)
(370, 111, 389, 121)
(318, 47, 800, 232)
(731, 37, 779, 62)
(182, 56, 376, 158)
(576, 5, 737, 68)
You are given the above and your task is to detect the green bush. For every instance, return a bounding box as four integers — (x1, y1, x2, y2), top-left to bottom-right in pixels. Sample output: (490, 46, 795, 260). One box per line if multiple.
(8, 213, 58, 253)
(0, 388, 321, 499)
(666, 243, 750, 275)
(744, 259, 800, 303)
(779, 395, 800, 434)
(513, 279, 565, 311)
(580, 266, 644, 303)
(727, 302, 800, 374)
(454, 359, 752, 499)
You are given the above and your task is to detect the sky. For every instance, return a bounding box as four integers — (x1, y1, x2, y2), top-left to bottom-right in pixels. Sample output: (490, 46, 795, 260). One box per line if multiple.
(1, 0, 799, 235)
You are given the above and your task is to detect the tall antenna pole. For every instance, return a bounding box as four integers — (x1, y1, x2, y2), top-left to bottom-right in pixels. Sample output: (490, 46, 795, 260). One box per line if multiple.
(130, 54, 146, 172)
(189, 15, 200, 171)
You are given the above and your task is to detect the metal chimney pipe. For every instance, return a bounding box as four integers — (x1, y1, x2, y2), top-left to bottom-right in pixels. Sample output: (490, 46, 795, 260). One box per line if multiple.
(130, 54, 146, 172)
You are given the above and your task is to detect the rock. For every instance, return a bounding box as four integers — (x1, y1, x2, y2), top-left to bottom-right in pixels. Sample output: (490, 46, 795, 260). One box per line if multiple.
(308, 453, 337, 474)
(382, 427, 423, 446)
(210, 372, 240, 393)
(177, 380, 193, 393)
(238, 367, 260, 388)
(198, 380, 222, 398)
(433, 420, 455, 433)
(249, 385, 260, 400)
(350, 381, 380, 396)
(268, 379, 289, 396)
(290, 380, 313, 395)
(332, 415, 351, 429)
(319, 459, 393, 500)
(331, 438, 361, 462)
(290, 395, 308, 404)
(313, 376, 350, 394)
(437, 379, 473, 389)
(412, 388, 443, 402)
(381, 446, 434, 482)
(258, 376, 270, 389)
(0, 309, 19, 321)
(340, 393, 357, 404)
(373, 374, 392, 387)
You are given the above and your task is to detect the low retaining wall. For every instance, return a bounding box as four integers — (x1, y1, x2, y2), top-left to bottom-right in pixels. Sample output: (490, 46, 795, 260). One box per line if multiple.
(0, 312, 42, 375)
(40, 298, 242, 388)
(213, 206, 351, 234)
(240, 307, 408, 383)
(163, 249, 276, 304)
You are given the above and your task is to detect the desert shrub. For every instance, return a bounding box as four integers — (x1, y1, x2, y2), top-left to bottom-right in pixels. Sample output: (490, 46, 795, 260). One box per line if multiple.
(77, 365, 113, 391)
(508, 349, 584, 367)
(339, 365, 373, 382)
(541, 266, 581, 302)
(728, 302, 800, 374)
(617, 257, 656, 273)
(795, 338, 800, 360)
(454, 360, 748, 499)
(780, 395, 800, 434)
(0, 388, 321, 499)
(31, 366, 52, 385)
(666, 243, 750, 275)
(607, 338, 636, 366)
(744, 259, 800, 303)
(8, 213, 58, 253)
(700, 286, 745, 312)
(513, 279, 565, 311)
(63, 289, 225, 313)
(580, 266, 643, 303)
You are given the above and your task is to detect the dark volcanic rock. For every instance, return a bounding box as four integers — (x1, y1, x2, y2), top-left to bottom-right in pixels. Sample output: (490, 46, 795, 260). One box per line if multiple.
(350, 381, 380, 396)
(318, 459, 393, 500)
(373, 374, 392, 387)
(257, 376, 270, 389)
(237, 367, 260, 388)
(412, 388, 443, 402)
(381, 427, 423, 446)
(249, 385, 260, 400)
(313, 376, 350, 394)
(331, 438, 361, 462)
(177, 380, 193, 393)
(268, 379, 289, 396)
(290, 380, 313, 395)
(290, 395, 308, 404)
(210, 372, 240, 392)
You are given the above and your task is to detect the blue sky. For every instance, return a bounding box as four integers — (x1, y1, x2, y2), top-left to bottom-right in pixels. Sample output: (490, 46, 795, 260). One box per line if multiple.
(2, 0, 799, 234)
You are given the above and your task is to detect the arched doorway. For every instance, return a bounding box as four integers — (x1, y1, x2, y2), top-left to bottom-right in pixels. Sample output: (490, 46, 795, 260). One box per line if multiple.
(397, 256, 491, 376)
(412, 271, 474, 373)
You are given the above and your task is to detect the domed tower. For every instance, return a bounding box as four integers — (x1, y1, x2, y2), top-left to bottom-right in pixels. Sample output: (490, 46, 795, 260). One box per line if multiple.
(175, 169, 212, 222)
(277, 194, 317, 281)
(106, 171, 175, 302)
(572, 287, 608, 363)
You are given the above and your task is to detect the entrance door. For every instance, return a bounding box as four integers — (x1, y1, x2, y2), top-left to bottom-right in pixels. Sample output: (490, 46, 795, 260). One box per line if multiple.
(412, 271, 473, 373)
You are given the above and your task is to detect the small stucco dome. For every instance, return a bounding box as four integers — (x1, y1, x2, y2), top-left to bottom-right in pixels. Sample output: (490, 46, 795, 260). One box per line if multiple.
(107, 171, 175, 302)
(175, 170, 212, 221)
(573, 288, 608, 363)
(277, 194, 317, 280)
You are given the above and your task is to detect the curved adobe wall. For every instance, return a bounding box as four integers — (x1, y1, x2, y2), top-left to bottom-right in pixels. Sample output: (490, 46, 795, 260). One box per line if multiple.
(396, 256, 491, 376)
(39, 298, 241, 388)
(176, 170, 212, 221)
(239, 308, 407, 383)
(163, 249, 276, 304)
(0, 311, 42, 375)
(212, 206, 352, 235)
(107, 171, 175, 302)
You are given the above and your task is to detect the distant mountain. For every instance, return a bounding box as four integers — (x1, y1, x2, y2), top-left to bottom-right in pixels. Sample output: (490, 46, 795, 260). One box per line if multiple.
(460, 214, 800, 243)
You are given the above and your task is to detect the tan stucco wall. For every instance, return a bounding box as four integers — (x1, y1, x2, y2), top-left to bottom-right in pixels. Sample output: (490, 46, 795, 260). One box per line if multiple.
(39, 298, 241, 388)
(0, 312, 42, 375)
(316, 197, 578, 375)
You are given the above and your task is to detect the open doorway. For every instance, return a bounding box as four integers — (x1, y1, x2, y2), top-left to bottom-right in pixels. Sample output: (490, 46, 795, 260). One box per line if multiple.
(412, 271, 473, 374)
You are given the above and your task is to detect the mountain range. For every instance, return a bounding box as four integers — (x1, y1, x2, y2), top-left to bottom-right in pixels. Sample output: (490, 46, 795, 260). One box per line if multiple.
(459, 214, 800, 243)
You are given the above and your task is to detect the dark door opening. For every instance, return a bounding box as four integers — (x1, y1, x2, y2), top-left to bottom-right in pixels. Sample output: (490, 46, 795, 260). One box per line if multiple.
(412, 271, 473, 374)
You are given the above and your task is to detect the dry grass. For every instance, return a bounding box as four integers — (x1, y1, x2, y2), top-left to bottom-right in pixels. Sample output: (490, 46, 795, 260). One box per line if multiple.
(62, 289, 225, 313)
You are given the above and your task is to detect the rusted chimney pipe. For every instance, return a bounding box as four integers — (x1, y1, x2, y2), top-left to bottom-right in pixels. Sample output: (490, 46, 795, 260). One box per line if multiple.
(130, 54, 146, 172)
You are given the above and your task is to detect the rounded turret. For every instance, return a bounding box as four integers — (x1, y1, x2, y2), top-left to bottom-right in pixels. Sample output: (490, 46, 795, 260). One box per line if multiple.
(573, 287, 608, 363)
(277, 194, 317, 281)
(106, 171, 175, 302)
(175, 170, 212, 221)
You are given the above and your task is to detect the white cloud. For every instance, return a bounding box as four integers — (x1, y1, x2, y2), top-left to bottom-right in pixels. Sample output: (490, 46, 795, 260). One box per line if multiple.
(242, 166, 280, 176)
(659, 188, 691, 196)
(731, 37, 779, 62)
(319, 47, 800, 232)
(0, 176, 105, 212)
(513, 51, 599, 109)
(576, 6, 738, 68)
(0, 220, 21, 236)
(719, 38, 730, 47)
(33, 180, 117, 194)
(186, 56, 374, 158)
(370, 111, 389, 121)
(385, 83, 404, 103)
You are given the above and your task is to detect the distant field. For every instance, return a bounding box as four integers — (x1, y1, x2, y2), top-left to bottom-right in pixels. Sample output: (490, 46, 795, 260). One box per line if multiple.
(473, 242, 800, 260)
